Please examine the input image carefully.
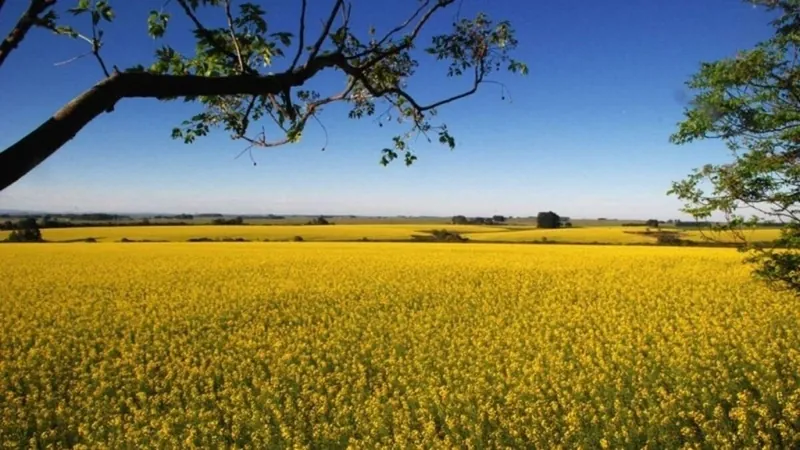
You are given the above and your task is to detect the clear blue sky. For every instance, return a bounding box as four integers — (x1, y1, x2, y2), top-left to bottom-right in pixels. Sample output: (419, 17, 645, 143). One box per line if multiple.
(0, 0, 776, 218)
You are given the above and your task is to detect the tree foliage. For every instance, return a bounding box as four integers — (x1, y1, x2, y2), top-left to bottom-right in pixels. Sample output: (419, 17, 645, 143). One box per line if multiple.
(5, 218, 43, 242)
(669, 0, 800, 292)
(0, 0, 527, 191)
(536, 211, 561, 229)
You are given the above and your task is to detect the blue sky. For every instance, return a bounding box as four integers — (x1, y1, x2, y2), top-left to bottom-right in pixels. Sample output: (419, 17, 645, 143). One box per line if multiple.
(0, 0, 776, 218)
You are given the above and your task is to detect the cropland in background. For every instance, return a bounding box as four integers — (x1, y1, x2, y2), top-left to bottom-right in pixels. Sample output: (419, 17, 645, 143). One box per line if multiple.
(0, 224, 781, 244)
(1, 242, 797, 447)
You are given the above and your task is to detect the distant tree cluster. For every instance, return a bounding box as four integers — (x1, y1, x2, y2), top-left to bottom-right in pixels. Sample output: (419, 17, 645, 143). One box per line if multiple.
(536, 211, 562, 229)
(1, 215, 193, 229)
(306, 216, 333, 226)
(212, 216, 245, 225)
(622, 219, 664, 228)
(61, 213, 133, 221)
(4, 218, 42, 242)
(451, 215, 506, 225)
(412, 229, 468, 242)
(153, 214, 195, 220)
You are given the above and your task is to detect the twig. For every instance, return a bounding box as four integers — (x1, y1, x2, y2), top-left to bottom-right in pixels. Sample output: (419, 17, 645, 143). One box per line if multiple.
(54, 51, 91, 66)
(0, 0, 56, 69)
(340, 57, 485, 114)
(306, 0, 343, 62)
(311, 112, 329, 151)
(224, 0, 245, 72)
(244, 81, 354, 148)
(351, 0, 453, 72)
(351, 0, 431, 60)
(483, 80, 512, 102)
(90, 15, 110, 77)
(289, 0, 307, 70)
(176, 0, 245, 71)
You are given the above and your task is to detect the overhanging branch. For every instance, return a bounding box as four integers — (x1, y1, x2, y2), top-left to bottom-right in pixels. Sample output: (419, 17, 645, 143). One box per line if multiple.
(0, 53, 344, 191)
(289, 0, 307, 70)
(0, 0, 55, 68)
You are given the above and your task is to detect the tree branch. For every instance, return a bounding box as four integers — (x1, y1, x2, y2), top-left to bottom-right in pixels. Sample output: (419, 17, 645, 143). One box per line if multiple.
(289, 0, 307, 70)
(224, 0, 244, 73)
(90, 13, 110, 77)
(352, 0, 431, 60)
(0, 0, 55, 69)
(0, 53, 344, 191)
(340, 58, 484, 113)
(244, 80, 355, 148)
(306, 0, 343, 62)
(349, 0, 453, 62)
(176, 0, 244, 71)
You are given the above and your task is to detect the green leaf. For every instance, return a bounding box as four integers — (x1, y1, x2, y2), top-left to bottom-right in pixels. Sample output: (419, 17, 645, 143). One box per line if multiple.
(147, 11, 170, 39)
(100, 5, 115, 22)
(54, 25, 79, 39)
(271, 32, 292, 47)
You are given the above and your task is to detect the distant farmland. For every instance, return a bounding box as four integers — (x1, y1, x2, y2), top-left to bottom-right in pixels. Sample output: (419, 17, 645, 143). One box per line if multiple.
(0, 224, 781, 245)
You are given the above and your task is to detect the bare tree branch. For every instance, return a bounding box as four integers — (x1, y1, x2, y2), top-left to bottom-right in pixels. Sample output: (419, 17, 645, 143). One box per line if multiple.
(352, 0, 431, 60)
(289, 0, 307, 71)
(349, 0, 453, 62)
(341, 58, 485, 113)
(53, 50, 91, 66)
(0, 0, 55, 69)
(244, 80, 355, 148)
(224, 0, 245, 73)
(306, 0, 343, 62)
(90, 13, 110, 77)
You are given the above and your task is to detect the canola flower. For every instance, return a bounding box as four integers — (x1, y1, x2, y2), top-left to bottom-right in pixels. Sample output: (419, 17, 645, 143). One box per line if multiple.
(464, 226, 781, 244)
(0, 224, 779, 245)
(1, 242, 799, 448)
(0, 224, 504, 243)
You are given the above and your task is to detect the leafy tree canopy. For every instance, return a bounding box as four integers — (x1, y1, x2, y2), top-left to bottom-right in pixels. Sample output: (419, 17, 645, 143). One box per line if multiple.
(0, 0, 527, 191)
(669, 0, 800, 291)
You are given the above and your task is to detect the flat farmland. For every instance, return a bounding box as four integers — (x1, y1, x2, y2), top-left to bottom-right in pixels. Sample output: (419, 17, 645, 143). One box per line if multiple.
(0, 224, 782, 245)
(1, 243, 798, 448)
(0, 224, 506, 243)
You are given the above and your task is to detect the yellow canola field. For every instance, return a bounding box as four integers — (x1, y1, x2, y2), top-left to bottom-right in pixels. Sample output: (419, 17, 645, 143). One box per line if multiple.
(0, 224, 505, 243)
(464, 226, 782, 244)
(1, 243, 799, 448)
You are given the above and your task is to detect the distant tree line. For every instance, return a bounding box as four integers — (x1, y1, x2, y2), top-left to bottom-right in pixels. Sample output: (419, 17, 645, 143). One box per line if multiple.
(622, 219, 663, 228)
(450, 212, 573, 228)
(153, 214, 195, 220)
(3, 218, 42, 242)
(451, 215, 507, 225)
(306, 216, 333, 225)
(0, 216, 191, 230)
(211, 216, 245, 225)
